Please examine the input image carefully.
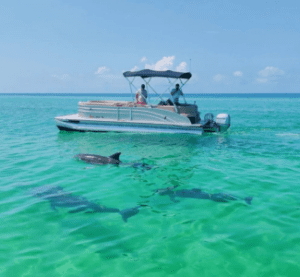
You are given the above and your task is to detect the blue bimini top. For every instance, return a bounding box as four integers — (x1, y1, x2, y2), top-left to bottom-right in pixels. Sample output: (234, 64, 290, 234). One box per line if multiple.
(123, 69, 192, 80)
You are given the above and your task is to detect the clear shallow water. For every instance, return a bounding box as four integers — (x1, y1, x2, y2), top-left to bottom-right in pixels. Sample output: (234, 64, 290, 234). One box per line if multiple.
(1, 94, 300, 277)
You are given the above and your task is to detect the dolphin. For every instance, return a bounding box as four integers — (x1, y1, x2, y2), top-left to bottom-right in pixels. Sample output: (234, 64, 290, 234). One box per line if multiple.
(32, 185, 141, 222)
(154, 185, 252, 205)
(75, 152, 121, 165)
(75, 152, 153, 170)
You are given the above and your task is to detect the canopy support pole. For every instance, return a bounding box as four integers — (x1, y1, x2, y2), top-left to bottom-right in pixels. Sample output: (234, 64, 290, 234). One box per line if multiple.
(145, 77, 151, 104)
(143, 78, 165, 103)
(167, 78, 177, 93)
(124, 71, 191, 108)
(126, 77, 136, 102)
(179, 79, 189, 104)
(152, 78, 177, 104)
(168, 78, 180, 112)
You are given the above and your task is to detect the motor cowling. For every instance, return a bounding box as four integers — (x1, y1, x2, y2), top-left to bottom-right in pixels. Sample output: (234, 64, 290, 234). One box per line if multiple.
(204, 113, 214, 122)
(215, 114, 231, 132)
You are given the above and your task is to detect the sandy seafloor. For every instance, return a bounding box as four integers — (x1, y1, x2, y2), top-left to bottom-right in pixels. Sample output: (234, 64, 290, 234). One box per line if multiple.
(1, 93, 300, 277)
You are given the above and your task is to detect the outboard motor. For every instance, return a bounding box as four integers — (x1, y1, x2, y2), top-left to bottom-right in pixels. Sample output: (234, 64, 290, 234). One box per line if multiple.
(215, 114, 231, 132)
(203, 113, 220, 132)
(204, 113, 214, 122)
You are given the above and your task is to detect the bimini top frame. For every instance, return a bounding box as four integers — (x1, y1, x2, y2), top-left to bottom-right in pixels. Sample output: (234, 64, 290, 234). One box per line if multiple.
(123, 69, 192, 111)
(123, 69, 192, 80)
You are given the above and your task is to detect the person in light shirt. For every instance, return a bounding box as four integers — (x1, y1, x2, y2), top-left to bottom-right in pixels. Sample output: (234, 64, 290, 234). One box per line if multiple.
(135, 84, 148, 105)
(166, 84, 183, 105)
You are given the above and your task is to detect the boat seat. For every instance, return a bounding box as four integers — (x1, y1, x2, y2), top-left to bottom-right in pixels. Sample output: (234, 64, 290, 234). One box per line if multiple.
(156, 105, 175, 112)
(156, 104, 198, 116)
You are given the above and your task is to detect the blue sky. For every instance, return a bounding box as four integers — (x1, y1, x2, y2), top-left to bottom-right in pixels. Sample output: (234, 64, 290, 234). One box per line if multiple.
(0, 0, 299, 93)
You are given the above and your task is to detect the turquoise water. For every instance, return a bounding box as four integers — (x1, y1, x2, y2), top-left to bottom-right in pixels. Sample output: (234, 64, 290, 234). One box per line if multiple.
(1, 94, 300, 276)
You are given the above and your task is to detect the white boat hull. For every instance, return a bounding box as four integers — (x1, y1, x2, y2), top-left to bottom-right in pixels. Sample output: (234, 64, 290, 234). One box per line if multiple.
(55, 114, 203, 135)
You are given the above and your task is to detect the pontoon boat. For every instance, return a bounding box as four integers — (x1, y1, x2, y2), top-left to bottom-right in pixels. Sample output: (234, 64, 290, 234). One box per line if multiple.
(55, 70, 230, 134)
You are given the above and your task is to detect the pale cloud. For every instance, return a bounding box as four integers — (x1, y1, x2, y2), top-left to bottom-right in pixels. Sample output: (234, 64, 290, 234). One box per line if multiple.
(51, 74, 70, 80)
(176, 62, 187, 72)
(256, 66, 284, 84)
(233, 71, 243, 77)
(256, 78, 268, 83)
(258, 66, 284, 77)
(141, 57, 147, 62)
(213, 74, 225, 82)
(145, 56, 175, 71)
(95, 66, 109, 75)
(131, 65, 139, 71)
(94, 66, 122, 81)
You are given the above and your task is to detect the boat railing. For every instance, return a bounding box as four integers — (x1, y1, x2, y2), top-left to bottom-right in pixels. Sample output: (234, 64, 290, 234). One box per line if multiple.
(81, 101, 198, 114)
(78, 102, 193, 125)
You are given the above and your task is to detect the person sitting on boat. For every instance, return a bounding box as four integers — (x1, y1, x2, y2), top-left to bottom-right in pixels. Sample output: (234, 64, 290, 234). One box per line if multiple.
(135, 84, 148, 105)
(166, 84, 183, 105)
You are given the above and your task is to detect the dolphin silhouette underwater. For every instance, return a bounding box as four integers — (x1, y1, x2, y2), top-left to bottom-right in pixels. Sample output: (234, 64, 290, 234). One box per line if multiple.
(32, 185, 141, 222)
(154, 185, 252, 205)
(75, 152, 152, 170)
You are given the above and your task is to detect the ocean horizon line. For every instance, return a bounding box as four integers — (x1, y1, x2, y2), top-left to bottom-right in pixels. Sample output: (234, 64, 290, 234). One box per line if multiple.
(1, 92, 300, 98)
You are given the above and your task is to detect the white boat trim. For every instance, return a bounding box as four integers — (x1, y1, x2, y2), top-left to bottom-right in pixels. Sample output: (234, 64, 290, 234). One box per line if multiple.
(55, 114, 203, 135)
(56, 114, 195, 126)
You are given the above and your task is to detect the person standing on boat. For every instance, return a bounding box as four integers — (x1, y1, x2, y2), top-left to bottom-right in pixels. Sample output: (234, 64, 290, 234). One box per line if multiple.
(166, 84, 183, 105)
(135, 84, 148, 105)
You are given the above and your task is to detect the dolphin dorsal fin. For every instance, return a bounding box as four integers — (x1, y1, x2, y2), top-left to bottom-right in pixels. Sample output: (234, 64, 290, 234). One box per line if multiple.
(109, 152, 121, 161)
